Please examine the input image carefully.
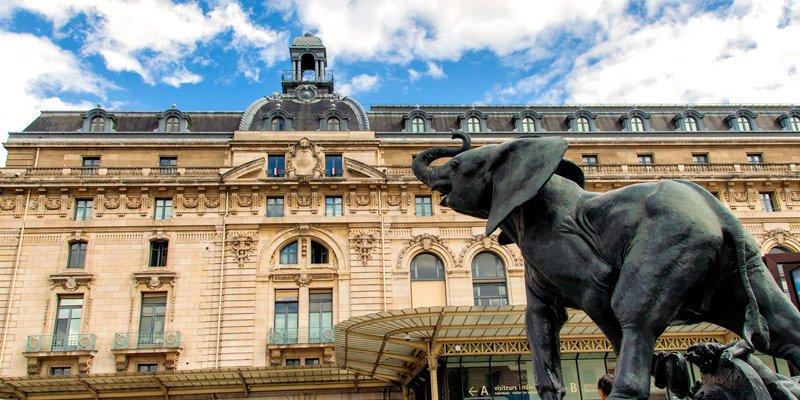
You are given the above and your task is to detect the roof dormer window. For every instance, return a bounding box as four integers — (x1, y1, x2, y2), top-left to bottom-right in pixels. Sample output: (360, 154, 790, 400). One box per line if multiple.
(318, 107, 348, 131)
(158, 105, 190, 133)
(672, 109, 705, 132)
(620, 110, 651, 132)
(262, 105, 294, 131)
(81, 105, 116, 133)
(459, 109, 487, 133)
(725, 109, 758, 132)
(567, 110, 597, 133)
(778, 109, 800, 132)
(403, 109, 432, 133)
(513, 110, 543, 133)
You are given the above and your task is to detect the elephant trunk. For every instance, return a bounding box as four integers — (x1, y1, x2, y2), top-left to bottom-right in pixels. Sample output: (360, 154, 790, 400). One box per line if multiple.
(412, 130, 471, 192)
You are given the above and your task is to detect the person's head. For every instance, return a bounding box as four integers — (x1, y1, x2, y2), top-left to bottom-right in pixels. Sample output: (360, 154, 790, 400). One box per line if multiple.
(597, 374, 613, 399)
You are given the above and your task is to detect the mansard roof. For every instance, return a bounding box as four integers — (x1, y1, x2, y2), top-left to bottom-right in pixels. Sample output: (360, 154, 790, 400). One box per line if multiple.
(22, 111, 243, 133)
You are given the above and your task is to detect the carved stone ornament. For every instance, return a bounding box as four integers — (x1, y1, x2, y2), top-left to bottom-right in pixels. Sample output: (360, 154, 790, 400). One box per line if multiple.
(44, 197, 61, 210)
(229, 233, 256, 267)
(295, 275, 312, 287)
(352, 232, 376, 265)
(295, 84, 318, 102)
(133, 272, 177, 289)
(458, 234, 523, 269)
(286, 138, 325, 181)
(204, 195, 220, 208)
(104, 196, 120, 209)
(386, 194, 402, 207)
(297, 194, 312, 207)
(49, 273, 93, 291)
(791, 191, 800, 202)
(764, 228, 793, 245)
(734, 191, 748, 202)
(182, 196, 199, 209)
(0, 197, 15, 211)
(355, 193, 371, 207)
(28, 199, 38, 210)
(125, 196, 142, 209)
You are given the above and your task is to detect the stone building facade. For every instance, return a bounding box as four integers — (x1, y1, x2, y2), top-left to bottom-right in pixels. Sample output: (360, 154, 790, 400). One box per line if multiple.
(0, 34, 798, 400)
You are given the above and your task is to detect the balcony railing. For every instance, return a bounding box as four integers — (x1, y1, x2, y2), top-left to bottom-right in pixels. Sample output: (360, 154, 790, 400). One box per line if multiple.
(26, 334, 96, 352)
(10, 167, 222, 179)
(281, 70, 333, 83)
(269, 327, 334, 345)
(113, 332, 181, 350)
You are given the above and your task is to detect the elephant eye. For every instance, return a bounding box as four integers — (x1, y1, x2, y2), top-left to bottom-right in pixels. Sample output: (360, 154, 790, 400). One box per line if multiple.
(450, 160, 461, 172)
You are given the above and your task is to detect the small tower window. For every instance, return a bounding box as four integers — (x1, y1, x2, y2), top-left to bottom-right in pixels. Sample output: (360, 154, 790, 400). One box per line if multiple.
(684, 116, 699, 132)
(326, 117, 340, 131)
(272, 117, 286, 131)
(737, 116, 753, 131)
(411, 117, 425, 133)
(90, 116, 105, 132)
(575, 116, 591, 132)
(520, 117, 536, 133)
(629, 116, 645, 132)
(467, 117, 481, 133)
(164, 117, 180, 132)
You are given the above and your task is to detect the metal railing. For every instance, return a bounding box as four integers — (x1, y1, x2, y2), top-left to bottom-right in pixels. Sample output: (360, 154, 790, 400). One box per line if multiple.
(15, 167, 222, 178)
(113, 331, 181, 350)
(281, 70, 333, 82)
(26, 334, 96, 352)
(268, 327, 334, 345)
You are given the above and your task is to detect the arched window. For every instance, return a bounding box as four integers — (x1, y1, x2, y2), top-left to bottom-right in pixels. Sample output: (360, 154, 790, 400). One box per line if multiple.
(279, 242, 298, 264)
(410, 253, 446, 308)
(629, 116, 645, 132)
(737, 116, 753, 131)
(326, 117, 340, 131)
(684, 116, 699, 132)
(411, 117, 425, 133)
(466, 117, 481, 133)
(789, 116, 800, 132)
(67, 241, 87, 269)
(471, 252, 508, 306)
(164, 117, 180, 132)
(521, 117, 536, 133)
(310, 241, 329, 264)
(575, 116, 591, 132)
(90, 116, 105, 132)
(271, 116, 286, 131)
(769, 246, 793, 254)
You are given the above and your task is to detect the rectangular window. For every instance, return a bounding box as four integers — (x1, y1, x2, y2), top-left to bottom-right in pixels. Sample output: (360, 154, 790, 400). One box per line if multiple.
(305, 358, 320, 366)
(81, 157, 100, 176)
(274, 290, 298, 344)
(267, 155, 285, 177)
(761, 192, 779, 212)
(149, 240, 168, 267)
(309, 289, 333, 343)
(50, 366, 71, 376)
(325, 196, 343, 216)
(154, 198, 173, 220)
(285, 359, 301, 366)
(473, 282, 509, 306)
(747, 153, 764, 163)
(138, 294, 167, 347)
(74, 199, 93, 221)
(158, 157, 177, 175)
(325, 155, 343, 177)
(67, 242, 87, 269)
(266, 197, 284, 217)
(137, 363, 158, 373)
(637, 154, 654, 164)
(581, 155, 598, 164)
(415, 195, 432, 216)
(692, 153, 709, 163)
(53, 297, 83, 350)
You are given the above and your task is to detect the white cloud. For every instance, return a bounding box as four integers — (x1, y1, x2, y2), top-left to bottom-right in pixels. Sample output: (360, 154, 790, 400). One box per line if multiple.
(408, 61, 446, 82)
(5, 0, 287, 86)
(339, 74, 380, 96)
(0, 31, 110, 166)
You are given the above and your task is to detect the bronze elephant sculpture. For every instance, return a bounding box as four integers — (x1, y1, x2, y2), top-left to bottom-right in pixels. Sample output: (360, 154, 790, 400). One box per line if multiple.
(412, 132, 800, 400)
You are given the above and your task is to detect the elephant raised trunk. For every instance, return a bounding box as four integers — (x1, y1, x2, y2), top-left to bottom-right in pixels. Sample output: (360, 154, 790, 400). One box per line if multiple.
(411, 130, 471, 194)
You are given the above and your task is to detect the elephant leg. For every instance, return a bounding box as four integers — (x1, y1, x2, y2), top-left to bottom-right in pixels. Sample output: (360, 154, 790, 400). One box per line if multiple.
(708, 261, 800, 371)
(610, 232, 714, 399)
(525, 282, 568, 400)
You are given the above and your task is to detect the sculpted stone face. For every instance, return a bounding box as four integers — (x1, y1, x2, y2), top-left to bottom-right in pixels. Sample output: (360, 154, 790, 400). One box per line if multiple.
(413, 132, 800, 400)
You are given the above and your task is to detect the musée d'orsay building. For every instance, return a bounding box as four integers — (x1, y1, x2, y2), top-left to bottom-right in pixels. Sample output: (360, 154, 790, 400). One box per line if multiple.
(0, 34, 799, 400)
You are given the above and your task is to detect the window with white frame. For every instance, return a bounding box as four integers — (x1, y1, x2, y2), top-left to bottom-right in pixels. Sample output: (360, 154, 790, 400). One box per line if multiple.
(154, 198, 173, 220)
(471, 252, 508, 306)
(575, 116, 591, 132)
(74, 199, 93, 221)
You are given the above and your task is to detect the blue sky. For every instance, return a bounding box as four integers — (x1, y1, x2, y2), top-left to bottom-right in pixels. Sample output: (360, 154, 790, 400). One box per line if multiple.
(1, 0, 799, 164)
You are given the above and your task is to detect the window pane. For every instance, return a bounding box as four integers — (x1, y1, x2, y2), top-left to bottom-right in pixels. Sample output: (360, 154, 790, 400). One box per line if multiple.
(521, 117, 535, 133)
(150, 240, 168, 267)
(582, 155, 598, 164)
(467, 117, 480, 133)
(327, 117, 340, 131)
(90, 116, 104, 132)
(311, 241, 329, 264)
(411, 117, 425, 133)
(267, 197, 284, 217)
(67, 242, 87, 268)
(279, 242, 298, 264)
(692, 154, 709, 163)
(629, 116, 644, 132)
(325, 155, 342, 177)
(154, 199, 173, 220)
(576, 116, 590, 132)
(411, 253, 445, 280)
(271, 117, 285, 131)
(165, 117, 179, 132)
(267, 155, 285, 177)
(737, 116, 752, 131)
(790, 116, 800, 131)
(472, 252, 505, 278)
(747, 153, 764, 163)
(415, 195, 432, 216)
(325, 196, 343, 216)
(74, 199, 93, 221)
(761, 192, 777, 212)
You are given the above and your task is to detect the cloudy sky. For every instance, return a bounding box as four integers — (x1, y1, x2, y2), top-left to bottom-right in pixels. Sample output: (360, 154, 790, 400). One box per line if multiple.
(1, 0, 798, 163)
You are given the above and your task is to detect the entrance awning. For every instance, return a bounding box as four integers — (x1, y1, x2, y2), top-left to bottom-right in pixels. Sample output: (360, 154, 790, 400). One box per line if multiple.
(334, 305, 731, 386)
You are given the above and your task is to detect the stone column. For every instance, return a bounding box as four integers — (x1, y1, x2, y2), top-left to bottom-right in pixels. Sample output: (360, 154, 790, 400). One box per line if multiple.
(428, 355, 439, 400)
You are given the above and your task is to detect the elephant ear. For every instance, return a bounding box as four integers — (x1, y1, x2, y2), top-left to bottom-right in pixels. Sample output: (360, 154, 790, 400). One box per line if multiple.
(485, 137, 568, 235)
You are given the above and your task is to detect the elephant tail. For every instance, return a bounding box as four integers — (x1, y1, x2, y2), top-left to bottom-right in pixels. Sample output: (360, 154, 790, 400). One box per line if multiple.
(731, 225, 770, 350)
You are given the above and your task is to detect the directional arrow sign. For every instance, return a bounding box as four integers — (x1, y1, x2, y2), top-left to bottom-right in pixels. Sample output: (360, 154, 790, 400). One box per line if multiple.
(468, 386, 477, 397)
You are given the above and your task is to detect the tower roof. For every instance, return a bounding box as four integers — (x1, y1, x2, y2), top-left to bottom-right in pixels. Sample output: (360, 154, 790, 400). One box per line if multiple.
(292, 33, 324, 47)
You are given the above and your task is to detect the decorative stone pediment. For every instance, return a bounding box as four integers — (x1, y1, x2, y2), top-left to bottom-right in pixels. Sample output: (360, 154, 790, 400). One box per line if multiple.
(286, 138, 324, 181)
(133, 271, 177, 289)
(49, 272, 94, 291)
(343, 158, 383, 179)
(221, 157, 265, 182)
